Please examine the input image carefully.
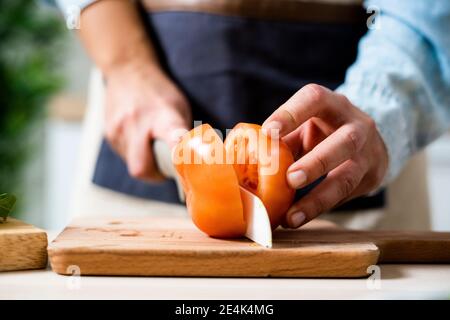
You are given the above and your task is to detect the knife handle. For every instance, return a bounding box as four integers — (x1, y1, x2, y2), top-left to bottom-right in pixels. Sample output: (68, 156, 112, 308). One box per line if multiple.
(152, 140, 185, 203)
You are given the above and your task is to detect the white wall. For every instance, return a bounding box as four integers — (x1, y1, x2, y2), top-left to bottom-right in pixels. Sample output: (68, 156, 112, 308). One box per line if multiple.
(44, 120, 82, 230)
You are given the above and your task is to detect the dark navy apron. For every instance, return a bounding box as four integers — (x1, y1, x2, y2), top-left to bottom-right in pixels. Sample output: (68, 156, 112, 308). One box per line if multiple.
(92, 8, 385, 210)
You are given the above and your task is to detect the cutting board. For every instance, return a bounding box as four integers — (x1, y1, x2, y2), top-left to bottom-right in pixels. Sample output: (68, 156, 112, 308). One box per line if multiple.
(48, 216, 450, 278)
(0, 219, 48, 272)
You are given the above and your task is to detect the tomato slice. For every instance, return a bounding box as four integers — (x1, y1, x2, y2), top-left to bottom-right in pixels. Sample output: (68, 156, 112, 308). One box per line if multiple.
(173, 122, 295, 238)
(173, 124, 246, 238)
(224, 123, 295, 229)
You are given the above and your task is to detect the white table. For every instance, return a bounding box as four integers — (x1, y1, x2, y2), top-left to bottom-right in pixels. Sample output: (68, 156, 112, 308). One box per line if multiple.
(2, 264, 450, 299)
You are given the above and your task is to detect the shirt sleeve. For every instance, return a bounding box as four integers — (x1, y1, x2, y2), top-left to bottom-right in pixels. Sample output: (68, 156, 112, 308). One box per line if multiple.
(336, 0, 450, 185)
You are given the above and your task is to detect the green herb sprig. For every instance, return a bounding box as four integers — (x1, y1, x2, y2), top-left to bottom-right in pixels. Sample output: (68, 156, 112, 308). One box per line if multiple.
(0, 193, 16, 222)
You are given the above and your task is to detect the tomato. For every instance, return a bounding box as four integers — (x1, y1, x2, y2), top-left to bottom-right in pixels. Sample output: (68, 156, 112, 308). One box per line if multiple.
(224, 123, 295, 229)
(172, 123, 295, 238)
(173, 124, 246, 238)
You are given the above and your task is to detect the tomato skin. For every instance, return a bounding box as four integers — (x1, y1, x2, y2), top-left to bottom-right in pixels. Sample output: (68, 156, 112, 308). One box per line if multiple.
(173, 123, 295, 238)
(224, 123, 295, 229)
(173, 124, 246, 238)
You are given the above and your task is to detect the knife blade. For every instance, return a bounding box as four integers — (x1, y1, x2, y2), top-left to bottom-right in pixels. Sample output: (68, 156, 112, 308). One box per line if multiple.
(239, 187, 273, 248)
(153, 139, 272, 248)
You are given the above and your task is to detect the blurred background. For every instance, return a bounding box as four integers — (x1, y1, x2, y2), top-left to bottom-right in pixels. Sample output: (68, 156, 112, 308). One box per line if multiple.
(1, 1, 449, 231)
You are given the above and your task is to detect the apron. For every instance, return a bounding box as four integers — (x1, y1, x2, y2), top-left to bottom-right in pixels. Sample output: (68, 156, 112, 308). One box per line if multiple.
(91, 1, 385, 211)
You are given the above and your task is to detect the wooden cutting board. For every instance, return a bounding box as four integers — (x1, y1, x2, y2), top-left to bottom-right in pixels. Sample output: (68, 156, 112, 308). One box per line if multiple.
(48, 216, 450, 278)
(0, 219, 48, 272)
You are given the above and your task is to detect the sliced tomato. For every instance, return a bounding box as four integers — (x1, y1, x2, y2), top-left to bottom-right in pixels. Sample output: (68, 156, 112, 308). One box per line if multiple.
(173, 124, 246, 238)
(224, 123, 295, 229)
(173, 123, 295, 238)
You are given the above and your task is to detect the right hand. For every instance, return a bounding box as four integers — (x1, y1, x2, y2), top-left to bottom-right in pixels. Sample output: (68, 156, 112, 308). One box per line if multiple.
(104, 62, 191, 181)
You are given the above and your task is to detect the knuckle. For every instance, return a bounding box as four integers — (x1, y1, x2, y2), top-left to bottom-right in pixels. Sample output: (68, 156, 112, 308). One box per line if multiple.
(338, 93, 352, 106)
(123, 106, 141, 123)
(356, 157, 369, 174)
(105, 119, 124, 146)
(364, 174, 378, 190)
(105, 127, 115, 143)
(368, 168, 385, 189)
(312, 196, 327, 215)
(281, 108, 298, 127)
(344, 127, 363, 153)
(312, 154, 328, 175)
(339, 174, 358, 198)
(303, 83, 326, 104)
(128, 162, 148, 179)
(165, 93, 189, 111)
(366, 117, 377, 131)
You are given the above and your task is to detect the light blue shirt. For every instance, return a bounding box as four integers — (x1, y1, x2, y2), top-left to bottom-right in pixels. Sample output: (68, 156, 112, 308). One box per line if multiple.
(56, 0, 450, 185)
(337, 0, 450, 184)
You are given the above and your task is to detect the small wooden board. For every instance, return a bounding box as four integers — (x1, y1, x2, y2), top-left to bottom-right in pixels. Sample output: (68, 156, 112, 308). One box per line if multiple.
(0, 219, 48, 272)
(48, 216, 450, 278)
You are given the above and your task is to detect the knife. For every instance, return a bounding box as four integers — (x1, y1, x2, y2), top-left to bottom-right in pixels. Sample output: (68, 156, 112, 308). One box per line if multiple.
(239, 187, 273, 248)
(153, 139, 185, 203)
(152, 140, 273, 248)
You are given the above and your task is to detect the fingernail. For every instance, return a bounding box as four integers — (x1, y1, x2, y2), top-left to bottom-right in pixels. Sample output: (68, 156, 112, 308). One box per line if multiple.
(290, 211, 306, 228)
(262, 121, 282, 137)
(287, 170, 307, 188)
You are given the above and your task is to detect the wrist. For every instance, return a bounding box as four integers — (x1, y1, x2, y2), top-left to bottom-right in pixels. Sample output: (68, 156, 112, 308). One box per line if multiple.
(78, 0, 161, 80)
(102, 47, 162, 79)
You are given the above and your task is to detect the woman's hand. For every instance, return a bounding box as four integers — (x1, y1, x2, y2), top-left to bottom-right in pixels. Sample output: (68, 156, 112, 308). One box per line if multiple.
(262, 84, 388, 228)
(105, 62, 191, 181)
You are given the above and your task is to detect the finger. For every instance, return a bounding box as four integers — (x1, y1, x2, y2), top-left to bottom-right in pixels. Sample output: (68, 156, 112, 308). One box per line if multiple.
(333, 176, 380, 209)
(286, 122, 366, 189)
(282, 118, 330, 159)
(126, 123, 164, 181)
(339, 167, 385, 204)
(262, 84, 341, 138)
(105, 127, 126, 159)
(105, 111, 128, 158)
(285, 159, 365, 228)
(282, 125, 304, 159)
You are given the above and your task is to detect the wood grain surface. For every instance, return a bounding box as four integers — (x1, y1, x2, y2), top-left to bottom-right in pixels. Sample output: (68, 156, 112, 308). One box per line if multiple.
(0, 219, 48, 272)
(48, 216, 450, 278)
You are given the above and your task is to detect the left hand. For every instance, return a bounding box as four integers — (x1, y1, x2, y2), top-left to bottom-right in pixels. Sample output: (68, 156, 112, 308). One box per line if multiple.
(262, 84, 388, 228)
